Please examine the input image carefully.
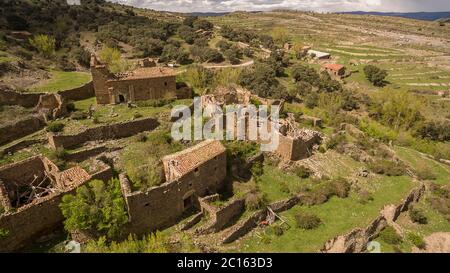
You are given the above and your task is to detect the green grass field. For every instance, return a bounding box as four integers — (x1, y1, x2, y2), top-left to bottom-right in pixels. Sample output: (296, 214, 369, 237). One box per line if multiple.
(28, 70, 92, 93)
(237, 175, 415, 253)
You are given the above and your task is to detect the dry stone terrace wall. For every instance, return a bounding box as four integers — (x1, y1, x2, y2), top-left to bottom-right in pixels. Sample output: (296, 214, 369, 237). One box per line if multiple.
(199, 196, 245, 233)
(119, 149, 227, 235)
(0, 82, 94, 109)
(0, 87, 43, 107)
(57, 82, 94, 101)
(48, 117, 159, 149)
(0, 115, 44, 146)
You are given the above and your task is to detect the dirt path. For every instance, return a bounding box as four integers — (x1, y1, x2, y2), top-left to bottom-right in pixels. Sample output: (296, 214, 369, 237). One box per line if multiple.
(203, 60, 254, 69)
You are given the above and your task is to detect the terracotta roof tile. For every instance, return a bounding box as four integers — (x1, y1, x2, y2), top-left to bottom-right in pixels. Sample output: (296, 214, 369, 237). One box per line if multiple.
(113, 67, 176, 81)
(322, 63, 345, 71)
(163, 140, 226, 178)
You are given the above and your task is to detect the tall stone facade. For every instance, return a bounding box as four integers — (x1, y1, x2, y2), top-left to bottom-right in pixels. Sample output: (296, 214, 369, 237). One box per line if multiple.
(90, 55, 178, 105)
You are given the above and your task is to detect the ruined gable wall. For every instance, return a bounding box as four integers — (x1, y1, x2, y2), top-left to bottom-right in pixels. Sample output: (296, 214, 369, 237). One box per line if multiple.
(276, 134, 294, 161)
(0, 116, 44, 146)
(123, 151, 227, 235)
(48, 117, 159, 149)
(91, 66, 111, 105)
(107, 76, 177, 103)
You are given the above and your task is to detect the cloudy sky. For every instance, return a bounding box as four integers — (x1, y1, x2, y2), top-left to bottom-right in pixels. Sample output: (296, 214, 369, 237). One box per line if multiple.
(103, 0, 450, 13)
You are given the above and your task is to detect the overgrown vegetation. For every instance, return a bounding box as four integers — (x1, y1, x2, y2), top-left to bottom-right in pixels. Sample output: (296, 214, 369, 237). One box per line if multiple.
(295, 211, 322, 230)
(59, 179, 129, 239)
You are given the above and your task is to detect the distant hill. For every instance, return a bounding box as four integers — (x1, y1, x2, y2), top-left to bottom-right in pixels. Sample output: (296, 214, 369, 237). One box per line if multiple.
(340, 11, 450, 21)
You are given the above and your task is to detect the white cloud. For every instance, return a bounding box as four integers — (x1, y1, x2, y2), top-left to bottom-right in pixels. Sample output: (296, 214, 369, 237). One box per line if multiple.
(108, 0, 450, 13)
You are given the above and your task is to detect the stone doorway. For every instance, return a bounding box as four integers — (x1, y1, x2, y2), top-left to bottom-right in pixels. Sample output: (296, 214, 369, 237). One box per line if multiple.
(118, 94, 125, 103)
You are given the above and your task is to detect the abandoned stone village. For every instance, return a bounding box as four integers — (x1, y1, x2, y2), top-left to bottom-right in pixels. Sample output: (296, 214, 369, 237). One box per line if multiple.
(0, 50, 330, 252)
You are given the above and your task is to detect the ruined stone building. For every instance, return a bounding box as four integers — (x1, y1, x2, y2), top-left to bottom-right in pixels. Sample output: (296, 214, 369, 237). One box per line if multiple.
(90, 55, 180, 105)
(276, 120, 322, 161)
(120, 140, 227, 234)
(0, 156, 95, 252)
(321, 63, 346, 79)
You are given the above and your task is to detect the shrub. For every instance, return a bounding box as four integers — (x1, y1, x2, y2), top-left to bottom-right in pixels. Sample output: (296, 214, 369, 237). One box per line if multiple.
(47, 122, 65, 133)
(0, 228, 9, 241)
(327, 133, 347, 150)
(29, 34, 56, 58)
(295, 212, 321, 230)
(414, 164, 437, 181)
(59, 179, 128, 239)
(409, 206, 428, 224)
(85, 233, 169, 253)
(364, 65, 388, 87)
(357, 190, 374, 204)
(407, 232, 426, 249)
(135, 132, 148, 143)
(279, 181, 290, 194)
(71, 111, 88, 120)
(379, 226, 402, 245)
(250, 161, 264, 177)
(245, 192, 268, 211)
(66, 102, 76, 112)
(368, 160, 406, 176)
(73, 47, 91, 68)
(292, 165, 311, 179)
(272, 225, 284, 236)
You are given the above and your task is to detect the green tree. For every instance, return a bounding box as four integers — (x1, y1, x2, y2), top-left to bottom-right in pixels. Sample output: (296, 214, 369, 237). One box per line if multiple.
(271, 27, 289, 45)
(59, 179, 129, 239)
(29, 34, 56, 58)
(99, 46, 133, 73)
(364, 65, 388, 87)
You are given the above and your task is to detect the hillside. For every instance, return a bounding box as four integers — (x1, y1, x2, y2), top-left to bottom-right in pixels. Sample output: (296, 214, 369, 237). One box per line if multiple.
(0, 2, 449, 254)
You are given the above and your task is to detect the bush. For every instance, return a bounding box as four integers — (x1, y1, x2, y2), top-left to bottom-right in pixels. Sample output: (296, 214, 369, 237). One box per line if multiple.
(409, 206, 428, 224)
(29, 34, 56, 58)
(71, 111, 88, 120)
(357, 190, 374, 204)
(368, 160, 406, 176)
(66, 102, 76, 112)
(135, 132, 148, 143)
(292, 165, 311, 179)
(407, 232, 426, 249)
(379, 226, 402, 245)
(272, 225, 284, 236)
(47, 122, 65, 133)
(73, 47, 91, 68)
(59, 179, 128, 239)
(251, 161, 264, 177)
(245, 192, 268, 211)
(0, 228, 9, 241)
(364, 65, 388, 87)
(295, 212, 321, 230)
(414, 164, 437, 181)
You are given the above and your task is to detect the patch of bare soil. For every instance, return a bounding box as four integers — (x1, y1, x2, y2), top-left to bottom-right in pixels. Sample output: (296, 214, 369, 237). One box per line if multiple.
(412, 232, 450, 253)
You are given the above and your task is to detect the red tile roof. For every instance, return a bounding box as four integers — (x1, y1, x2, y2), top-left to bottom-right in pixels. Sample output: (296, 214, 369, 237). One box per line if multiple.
(322, 63, 345, 71)
(163, 140, 225, 178)
(114, 67, 176, 81)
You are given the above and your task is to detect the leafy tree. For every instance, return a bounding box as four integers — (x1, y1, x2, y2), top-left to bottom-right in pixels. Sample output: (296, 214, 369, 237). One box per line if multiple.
(239, 62, 286, 98)
(99, 46, 133, 73)
(216, 40, 232, 51)
(183, 16, 199, 27)
(369, 89, 424, 130)
(364, 65, 388, 87)
(29, 34, 56, 58)
(224, 46, 242, 65)
(180, 65, 214, 93)
(59, 179, 128, 239)
(73, 47, 91, 67)
(414, 120, 450, 141)
(292, 64, 320, 85)
(259, 34, 275, 49)
(193, 19, 214, 31)
(177, 25, 197, 44)
(271, 27, 290, 45)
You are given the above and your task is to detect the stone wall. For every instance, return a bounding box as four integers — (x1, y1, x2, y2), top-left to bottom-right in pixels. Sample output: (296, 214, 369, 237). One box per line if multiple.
(0, 156, 113, 252)
(48, 117, 159, 149)
(199, 196, 245, 233)
(0, 87, 43, 108)
(0, 116, 44, 146)
(0, 139, 45, 155)
(321, 184, 426, 253)
(276, 133, 321, 161)
(57, 82, 94, 101)
(120, 149, 227, 235)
